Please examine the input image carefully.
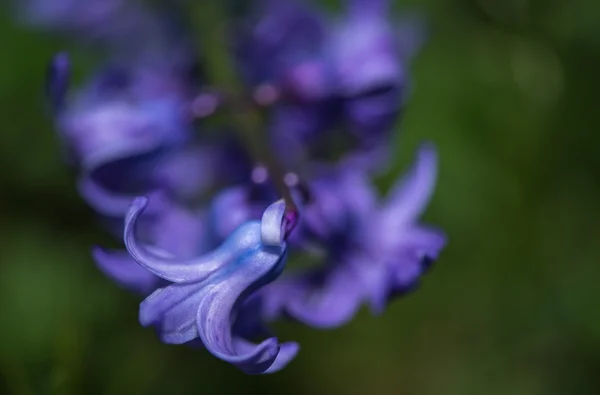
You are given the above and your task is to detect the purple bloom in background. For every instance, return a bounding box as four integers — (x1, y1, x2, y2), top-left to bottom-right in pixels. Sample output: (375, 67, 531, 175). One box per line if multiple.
(236, 0, 425, 171)
(332, 0, 425, 146)
(233, 0, 330, 101)
(47, 52, 249, 219)
(260, 144, 446, 327)
(13, 0, 158, 48)
(124, 197, 299, 374)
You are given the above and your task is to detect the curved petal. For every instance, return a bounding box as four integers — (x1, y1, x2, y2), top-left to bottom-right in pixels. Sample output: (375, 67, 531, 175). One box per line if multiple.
(195, 246, 290, 374)
(381, 143, 438, 227)
(124, 197, 262, 283)
(93, 247, 163, 295)
(78, 176, 146, 217)
(233, 338, 299, 374)
(260, 199, 286, 246)
(140, 281, 209, 344)
(139, 198, 289, 348)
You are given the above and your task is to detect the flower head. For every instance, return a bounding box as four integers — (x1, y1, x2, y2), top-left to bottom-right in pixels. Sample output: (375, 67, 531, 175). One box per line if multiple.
(19, 0, 447, 375)
(124, 197, 298, 374)
(261, 144, 446, 327)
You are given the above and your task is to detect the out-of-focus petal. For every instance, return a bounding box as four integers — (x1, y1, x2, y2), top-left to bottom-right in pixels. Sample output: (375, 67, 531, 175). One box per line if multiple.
(379, 143, 438, 228)
(271, 265, 364, 329)
(46, 52, 70, 112)
(93, 247, 164, 295)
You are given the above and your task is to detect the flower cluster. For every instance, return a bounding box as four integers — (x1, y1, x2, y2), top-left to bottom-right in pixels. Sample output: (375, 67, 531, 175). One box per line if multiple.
(18, 0, 446, 374)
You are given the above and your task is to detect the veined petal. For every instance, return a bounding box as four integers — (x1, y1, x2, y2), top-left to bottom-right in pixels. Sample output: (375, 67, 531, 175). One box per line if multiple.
(138, 199, 292, 373)
(140, 281, 207, 344)
(195, 246, 290, 374)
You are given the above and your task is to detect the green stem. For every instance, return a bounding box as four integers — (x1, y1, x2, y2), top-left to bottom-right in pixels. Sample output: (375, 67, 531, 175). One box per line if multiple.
(192, 2, 297, 211)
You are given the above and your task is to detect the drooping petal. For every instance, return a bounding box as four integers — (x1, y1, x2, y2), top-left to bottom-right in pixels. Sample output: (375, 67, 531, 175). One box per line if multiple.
(124, 197, 263, 283)
(195, 245, 290, 374)
(138, 199, 293, 373)
(232, 338, 299, 374)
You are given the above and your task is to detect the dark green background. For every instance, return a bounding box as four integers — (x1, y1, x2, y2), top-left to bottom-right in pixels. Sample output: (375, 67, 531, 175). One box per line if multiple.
(1, 0, 599, 394)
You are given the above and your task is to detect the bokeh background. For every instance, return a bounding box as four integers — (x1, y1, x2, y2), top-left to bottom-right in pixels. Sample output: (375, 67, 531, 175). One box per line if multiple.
(1, 0, 599, 394)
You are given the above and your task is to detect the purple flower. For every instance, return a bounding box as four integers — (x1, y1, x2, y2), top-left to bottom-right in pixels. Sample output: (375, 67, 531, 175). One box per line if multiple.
(13, 0, 156, 47)
(93, 194, 207, 295)
(333, 1, 426, 146)
(48, 52, 248, 219)
(237, 0, 425, 171)
(124, 197, 299, 374)
(234, 0, 330, 101)
(261, 144, 446, 327)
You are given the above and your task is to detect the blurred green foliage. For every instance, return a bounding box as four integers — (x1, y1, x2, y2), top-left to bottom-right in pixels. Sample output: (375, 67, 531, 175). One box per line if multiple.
(0, 0, 599, 394)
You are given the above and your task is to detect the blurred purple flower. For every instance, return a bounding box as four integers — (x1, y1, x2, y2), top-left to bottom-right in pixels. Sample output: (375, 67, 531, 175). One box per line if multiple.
(124, 197, 299, 374)
(260, 144, 446, 327)
(13, 0, 156, 47)
(26, 0, 446, 375)
(236, 0, 425, 170)
(47, 53, 249, 219)
(234, 0, 330, 101)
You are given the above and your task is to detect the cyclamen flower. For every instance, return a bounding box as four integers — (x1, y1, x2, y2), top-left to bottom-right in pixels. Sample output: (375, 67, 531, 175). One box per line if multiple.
(123, 197, 299, 374)
(260, 144, 446, 327)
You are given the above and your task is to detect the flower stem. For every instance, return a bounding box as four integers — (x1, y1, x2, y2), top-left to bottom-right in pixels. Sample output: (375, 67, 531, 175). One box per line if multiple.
(191, 2, 297, 212)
